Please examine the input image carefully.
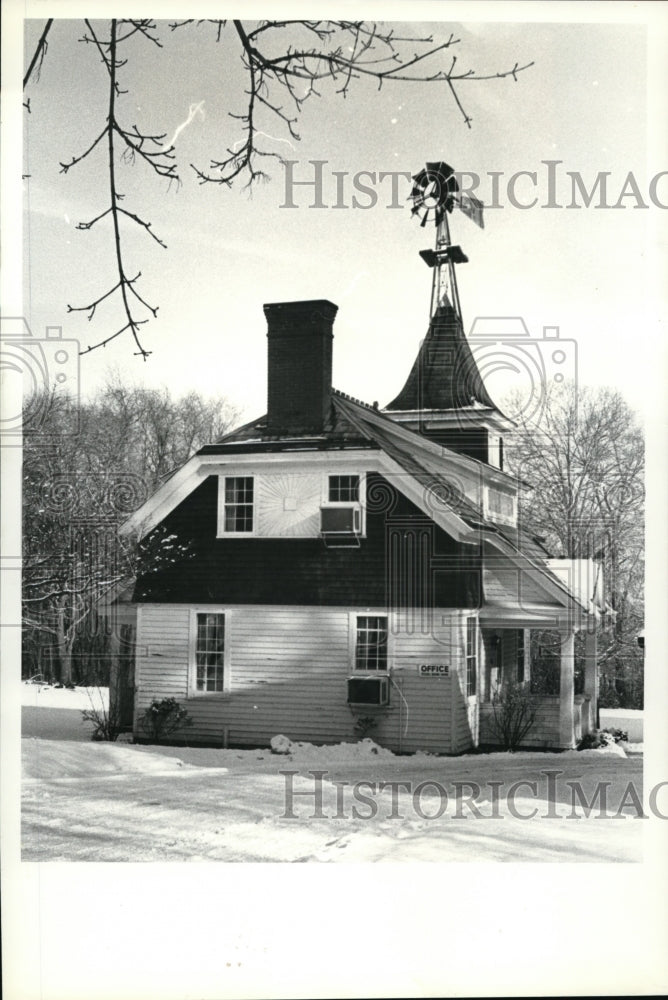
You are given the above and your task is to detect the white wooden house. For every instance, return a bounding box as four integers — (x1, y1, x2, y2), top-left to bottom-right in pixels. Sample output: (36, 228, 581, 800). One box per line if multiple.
(118, 294, 602, 753)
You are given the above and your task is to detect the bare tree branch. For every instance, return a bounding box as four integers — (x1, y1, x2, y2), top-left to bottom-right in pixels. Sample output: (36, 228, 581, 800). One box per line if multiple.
(23, 18, 54, 89)
(187, 20, 533, 184)
(62, 19, 178, 357)
(26, 18, 533, 356)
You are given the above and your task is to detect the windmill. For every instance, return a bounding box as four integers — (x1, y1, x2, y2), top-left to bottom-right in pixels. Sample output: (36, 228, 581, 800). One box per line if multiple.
(410, 162, 484, 325)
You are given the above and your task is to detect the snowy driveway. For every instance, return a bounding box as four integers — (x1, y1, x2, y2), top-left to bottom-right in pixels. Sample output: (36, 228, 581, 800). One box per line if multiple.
(22, 738, 644, 862)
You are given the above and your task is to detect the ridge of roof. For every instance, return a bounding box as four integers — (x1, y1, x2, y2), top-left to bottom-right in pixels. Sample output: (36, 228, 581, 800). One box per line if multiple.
(333, 390, 519, 486)
(333, 393, 483, 523)
(198, 401, 372, 452)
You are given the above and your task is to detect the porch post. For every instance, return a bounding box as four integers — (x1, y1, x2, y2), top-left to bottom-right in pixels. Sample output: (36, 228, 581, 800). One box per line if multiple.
(584, 624, 598, 729)
(109, 608, 121, 719)
(559, 629, 576, 748)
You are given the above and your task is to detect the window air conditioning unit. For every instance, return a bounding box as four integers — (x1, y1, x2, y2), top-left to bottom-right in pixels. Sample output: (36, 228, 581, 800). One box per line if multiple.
(320, 505, 361, 537)
(347, 675, 390, 707)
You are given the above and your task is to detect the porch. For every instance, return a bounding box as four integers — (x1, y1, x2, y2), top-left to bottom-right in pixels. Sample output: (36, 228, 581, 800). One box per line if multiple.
(476, 614, 598, 750)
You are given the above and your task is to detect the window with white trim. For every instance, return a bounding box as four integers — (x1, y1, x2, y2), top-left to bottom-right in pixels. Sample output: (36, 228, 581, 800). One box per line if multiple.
(329, 474, 360, 502)
(466, 617, 478, 697)
(193, 612, 226, 693)
(517, 629, 525, 683)
(223, 476, 254, 533)
(355, 615, 388, 672)
(485, 486, 516, 525)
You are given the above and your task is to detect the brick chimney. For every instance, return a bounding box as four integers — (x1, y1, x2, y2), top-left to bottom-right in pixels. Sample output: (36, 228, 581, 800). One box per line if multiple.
(264, 299, 338, 435)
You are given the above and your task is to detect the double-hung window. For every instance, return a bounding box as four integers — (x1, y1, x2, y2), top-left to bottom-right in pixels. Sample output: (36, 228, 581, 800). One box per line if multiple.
(223, 476, 254, 533)
(355, 615, 388, 672)
(466, 617, 478, 697)
(193, 612, 226, 693)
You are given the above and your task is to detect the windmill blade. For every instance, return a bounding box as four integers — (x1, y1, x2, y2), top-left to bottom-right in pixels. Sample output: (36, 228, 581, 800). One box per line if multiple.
(427, 161, 459, 194)
(411, 162, 458, 208)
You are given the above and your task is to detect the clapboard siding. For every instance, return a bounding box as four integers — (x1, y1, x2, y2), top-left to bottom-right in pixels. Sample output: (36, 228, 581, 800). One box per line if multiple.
(134, 604, 476, 753)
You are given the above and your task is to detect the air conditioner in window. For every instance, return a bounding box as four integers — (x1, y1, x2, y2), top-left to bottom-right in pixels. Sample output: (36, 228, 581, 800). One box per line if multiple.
(347, 675, 390, 706)
(320, 505, 361, 537)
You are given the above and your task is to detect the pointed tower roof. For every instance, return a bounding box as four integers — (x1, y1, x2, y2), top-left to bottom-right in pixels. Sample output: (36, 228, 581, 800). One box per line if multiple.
(386, 297, 498, 412)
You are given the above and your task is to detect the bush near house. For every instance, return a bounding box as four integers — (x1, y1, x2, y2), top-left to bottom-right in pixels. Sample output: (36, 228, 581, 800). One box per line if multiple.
(138, 698, 193, 743)
(490, 681, 537, 751)
(577, 727, 628, 750)
(81, 687, 122, 742)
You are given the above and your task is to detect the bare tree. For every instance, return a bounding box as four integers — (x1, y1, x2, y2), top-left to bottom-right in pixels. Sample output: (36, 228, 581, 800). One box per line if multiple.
(97, 371, 239, 488)
(23, 18, 533, 357)
(504, 382, 644, 706)
(22, 381, 238, 683)
(22, 392, 136, 684)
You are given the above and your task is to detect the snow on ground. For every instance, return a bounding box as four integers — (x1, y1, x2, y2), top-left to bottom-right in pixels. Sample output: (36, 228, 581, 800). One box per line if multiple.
(20, 687, 645, 863)
(21, 682, 109, 710)
(21, 683, 110, 743)
(21, 733, 644, 863)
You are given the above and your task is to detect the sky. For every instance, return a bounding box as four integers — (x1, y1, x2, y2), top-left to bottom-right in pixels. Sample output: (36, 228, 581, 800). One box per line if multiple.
(19, 9, 665, 427)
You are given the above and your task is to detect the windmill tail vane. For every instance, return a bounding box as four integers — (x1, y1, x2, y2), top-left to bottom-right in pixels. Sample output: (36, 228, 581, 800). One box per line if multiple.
(458, 191, 485, 229)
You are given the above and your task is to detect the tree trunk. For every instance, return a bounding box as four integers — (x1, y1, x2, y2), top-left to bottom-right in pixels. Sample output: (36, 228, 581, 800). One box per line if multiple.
(56, 602, 73, 685)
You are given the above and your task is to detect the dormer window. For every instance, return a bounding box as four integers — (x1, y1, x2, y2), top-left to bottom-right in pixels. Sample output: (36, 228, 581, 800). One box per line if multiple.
(328, 475, 360, 502)
(484, 485, 516, 526)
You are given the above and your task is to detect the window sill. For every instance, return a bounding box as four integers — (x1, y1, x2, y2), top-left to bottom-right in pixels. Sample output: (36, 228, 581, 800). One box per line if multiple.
(187, 692, 232, 700)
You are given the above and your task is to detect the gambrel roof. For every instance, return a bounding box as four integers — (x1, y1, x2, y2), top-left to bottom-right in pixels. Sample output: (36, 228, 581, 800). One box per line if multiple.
(121, 387, 595, 623)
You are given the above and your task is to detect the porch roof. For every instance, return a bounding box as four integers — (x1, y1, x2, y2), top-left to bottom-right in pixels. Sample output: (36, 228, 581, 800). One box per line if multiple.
(478, 604, 585, 630)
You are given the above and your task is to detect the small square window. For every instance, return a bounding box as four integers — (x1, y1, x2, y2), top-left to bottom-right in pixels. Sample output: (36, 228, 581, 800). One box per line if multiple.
(329, 475, 360, 502)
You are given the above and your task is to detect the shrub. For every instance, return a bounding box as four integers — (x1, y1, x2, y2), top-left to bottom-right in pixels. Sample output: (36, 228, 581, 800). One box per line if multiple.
(139, 697, 193, 743)
(490, 681, 537, 751)
(578, 727, 628, 750)
(352, 714, 378, 739)
(81, 687, 123, 742)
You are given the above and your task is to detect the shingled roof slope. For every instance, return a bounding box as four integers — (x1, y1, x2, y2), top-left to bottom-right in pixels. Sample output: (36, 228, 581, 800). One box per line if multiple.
(386, 298, 499, 412)
(198, 399, 373, 454)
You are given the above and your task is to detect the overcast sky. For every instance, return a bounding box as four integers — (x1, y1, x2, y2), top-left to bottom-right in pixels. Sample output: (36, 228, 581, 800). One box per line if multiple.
(21, 11, 662, 424)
